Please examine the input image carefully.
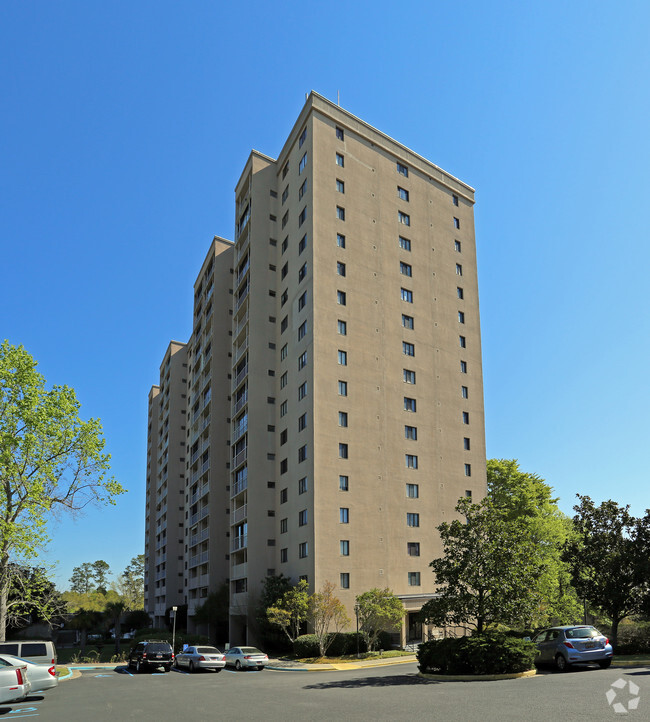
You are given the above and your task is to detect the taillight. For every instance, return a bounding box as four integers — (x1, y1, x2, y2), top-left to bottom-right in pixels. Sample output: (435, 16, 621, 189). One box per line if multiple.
(563, 641, 575, 649)
(199, 656, 205, 661)
(48, 666, 56, 677)
(604, 638, 609, 645)
(244, 656, 252, 659)
(142, 653, 147, 658)
(15, 668, 24, 685)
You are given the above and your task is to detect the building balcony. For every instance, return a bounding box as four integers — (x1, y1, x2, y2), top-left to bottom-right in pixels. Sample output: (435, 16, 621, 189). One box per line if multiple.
(232, 418, 248, 444)
(230, 592, 249, 614)
(232, 447, 247, 470)
(231, 475, 248, 498)
(233, 336, 249, 364)
(189, 527, 210, 548)
(231, 561, 248, 579)
(233, 363, 248, 390)
(233, 390, 248, 415)
(231, 534, 248, 553)
(231, 503, 247, 525)
(190, 506, 209, 526)
(189, 550, 209, 569)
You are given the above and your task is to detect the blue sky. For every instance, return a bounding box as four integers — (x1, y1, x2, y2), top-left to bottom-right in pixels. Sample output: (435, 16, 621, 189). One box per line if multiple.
(2, 1, 649, 590)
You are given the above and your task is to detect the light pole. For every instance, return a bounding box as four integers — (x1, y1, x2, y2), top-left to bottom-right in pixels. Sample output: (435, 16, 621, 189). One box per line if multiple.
(172, 606, 178, 655)
(354, 603, 360, 659)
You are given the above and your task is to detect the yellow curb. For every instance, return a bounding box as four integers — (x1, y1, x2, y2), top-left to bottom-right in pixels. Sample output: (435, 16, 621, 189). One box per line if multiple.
(419, 669, 538, 682)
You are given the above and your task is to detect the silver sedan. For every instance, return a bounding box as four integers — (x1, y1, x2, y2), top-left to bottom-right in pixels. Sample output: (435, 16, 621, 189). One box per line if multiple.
(0, 654, 58, 691)
(173, 646, 226, 672)
(224, 646, 268, 670)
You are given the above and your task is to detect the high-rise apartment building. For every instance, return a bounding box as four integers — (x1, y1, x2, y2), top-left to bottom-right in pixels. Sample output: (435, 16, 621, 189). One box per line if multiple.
(145, 92, 486, 647)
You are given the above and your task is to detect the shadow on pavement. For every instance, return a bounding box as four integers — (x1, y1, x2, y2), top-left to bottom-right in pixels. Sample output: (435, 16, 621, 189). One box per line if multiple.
(304, 673, 440, 689)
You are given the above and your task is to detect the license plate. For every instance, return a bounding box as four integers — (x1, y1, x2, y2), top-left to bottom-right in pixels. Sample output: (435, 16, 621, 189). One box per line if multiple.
(584, 643, 595, 649)
(156, 654, 162, 658)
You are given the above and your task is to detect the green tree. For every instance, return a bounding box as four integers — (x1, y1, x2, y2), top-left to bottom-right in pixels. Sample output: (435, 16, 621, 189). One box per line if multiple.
(310, 581, 350, 657)
(562, 495, 650, 646)
(92, 560, 110, 593)
(355, 588, 404, 651)
(256, 574, 294, 650)
(0, 341, 125, 641)
(69, 563, 95, 594)
(5, 565, 66, 634)
(67, 609, 104, 654)
(116, 555, 144, 609)
(487, 459, 580, 626)
(193, 582, 229, 642)
(420, 496, 545, 634)
(266, 579, 310, 644)
(104, 599, 127, 654)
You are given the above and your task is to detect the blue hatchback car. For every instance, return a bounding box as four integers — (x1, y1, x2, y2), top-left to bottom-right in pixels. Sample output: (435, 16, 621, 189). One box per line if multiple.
(531, 626, 613, 671)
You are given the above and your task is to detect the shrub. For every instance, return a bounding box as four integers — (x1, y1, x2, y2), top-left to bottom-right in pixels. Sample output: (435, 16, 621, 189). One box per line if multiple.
(294, 634, 320, 657)
(417, 633, 536, 675)
(325, 632, 367, 657)
(614, 623, 650, 655)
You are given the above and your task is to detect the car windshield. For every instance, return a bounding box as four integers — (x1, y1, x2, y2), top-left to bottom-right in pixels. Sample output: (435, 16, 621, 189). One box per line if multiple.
(196, 647, 220, 654)
(146, 644, 171, 652)
(565, 627, 599, 639)
(240, 647, 262, 654)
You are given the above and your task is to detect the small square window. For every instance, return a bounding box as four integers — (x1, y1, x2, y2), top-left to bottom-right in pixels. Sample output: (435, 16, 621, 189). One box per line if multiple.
(337, 233, 346, 248)
(339, 443, 348, 459)
(403, 369, 416, 384)
(401, 288, 413, 303)
(338, 349, 347, 365)
(460, 360, 467, 374)
(456, 264, 463, 276)
(336, 179, 345, 193)
(338, 411, 348, 427)
(299, 178, 308, 200)
(338, 320, 347, 335)
(462, 411, 470, 424)
(298, 321, 307, 340)
(337, 290, 347, 305)
(299, 541, 308, 558)
(299, 262, 307, 282)
(398, 186, 409, 201)
(298, 351, 308, 370)
(298, 476, 308, 494)
(406, 482, 419, 498)
(459, 335, 466, 348)
(455, 240, 462, 252)
(298, 382, 308, 400)
(405, 425, 417, 440)
(280, 488, 288, 504)
(398, 211, 410, 226)
(463, 437, 470, 450)
(339, 475, 349, 491)
(298, 413, 307, 431)
(400, 261, 412, 277)
(299, 152, 308, 174)
(340, 508, 349, 523)
(336, 153, 344, 167)
(408, 571, 421, 586)
(407, 512, 419, 527)
(404, 396, 416, 412)
(405, 454, 418, 469)
(452, 194, 459, 206)
(298, 291, 307, 310)
(338, 380, 348, 396)
(337, 261, 346, 277)
(465, 463, 472, 477)
(402, 314, 414, 330)
(340, 572, 350, 589)
(461, 386, 469, 399)
(298, 207, 307, 227)
(399, 236, 411, 251)
(340, 540, 350, 556)
(280, 518, 288, 533)
(336, 126, 344, 140)
(337, 206, 345, 221)
(397, 162, 408, 177)
(298, 509, 308, 526)
(403, 341, 415, 357)
(457, 287, 464, 299)
(453, 217, 460, 229)
(407, 542, 420, 557)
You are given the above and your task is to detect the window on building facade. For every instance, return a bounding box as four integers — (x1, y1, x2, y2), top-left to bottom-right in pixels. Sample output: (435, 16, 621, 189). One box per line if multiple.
(404, 397, 416, 412)
(299, 234, 307, 254)
(406, 454, 418, 469)
(460, 360, 467, 373)
(298, 445, 307, 462)
(340, 572, 350, 588)
(454, 217, 460, 229)
(336, 127, 344, 140)
(464, 437, 470, 451)
(339, 411, 348, 427)
(397, 162, 408, 177)
(458, 311, 465, 324)
(337, 233, 346, 248)
(407, 512, 420, 527)
(280, 488, 288, 504)
(338, 349, 347, 365)
(299, 263, 307, 282)
(407, 542, 420, 557)
(403, 342, 415, 357)
(401, 288, 413, 303)
(336, 153, 344, 167)
(337, 179, 345, 193)
(339, 443, 348, 459)
(338, 380, 348, 396)
(337, 290, 346, 305)
(299, 152, 307, 174)
(299, 127, 307, 147)
(280, 518, 288, 533)
(455, 240, 462, 252)
(405, 425, 417, 440)
(339, 475, 349, 491)
(298, 207, 307, 227)
(340, 508, 349, 523)
(299, 178, 307, 200)
(398, 186, 409, 201)
(462, 411, 470, 424)
(298, 509, 308, 526)
(298, 351, 307, 370)
(400, 262, 412, 277)
(298, 382, 307, 400)
(337, 206, 345, 221)
(298, 291, 307, 310)
(459, 335, 466, 348)
(399, 236, 411, 251)
(338, 319, 347, 335)
(406, 482, 419, 498)
(398, 211, 410, 226)
(340, 540, 350, 556)
(298, 413, 307, 431)
(402, 314, 414, 329)
(457, 286, 464, 299)
(298, 321, 307, 340)
(337, 261, 346, 276)
(403, 369, 416, 384)
(465, 463, 472, 476)
(461, 385, 469, 399)
(280, 548, 288, 562)
(299, 542, 308, 558)
(298, 476, 308, 494)
(408, 572, 421, 586)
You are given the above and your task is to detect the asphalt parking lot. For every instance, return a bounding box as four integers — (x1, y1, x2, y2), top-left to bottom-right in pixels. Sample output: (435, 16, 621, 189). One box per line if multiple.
(2, 662, 648, 721)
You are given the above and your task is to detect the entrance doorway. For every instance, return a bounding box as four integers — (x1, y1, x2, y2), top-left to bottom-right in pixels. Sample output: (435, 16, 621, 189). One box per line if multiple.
(407, 612, 422, 643)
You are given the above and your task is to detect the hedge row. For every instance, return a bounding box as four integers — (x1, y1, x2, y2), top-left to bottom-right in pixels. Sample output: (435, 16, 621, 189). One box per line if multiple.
(417, 633, 537, 675)
(294, 631, 395, 657)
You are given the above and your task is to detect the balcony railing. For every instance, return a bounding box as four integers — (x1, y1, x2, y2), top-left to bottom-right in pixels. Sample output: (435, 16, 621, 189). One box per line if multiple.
(232, 418, 248, 444)
(189, 550, 209, 568)
(232, 447, 247, 469)
(231, 503, 247, 525)
(190, 506, 209, 526)
(233, 390, 248, 414)
(233, 364, 248, 389)
(189, 527, 210, 548)
(231, 534, 248, 552)
(231, 475, 248, 498)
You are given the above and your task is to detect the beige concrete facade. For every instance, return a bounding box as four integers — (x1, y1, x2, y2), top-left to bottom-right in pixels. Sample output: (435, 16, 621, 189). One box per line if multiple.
(146, 92, 485, 647)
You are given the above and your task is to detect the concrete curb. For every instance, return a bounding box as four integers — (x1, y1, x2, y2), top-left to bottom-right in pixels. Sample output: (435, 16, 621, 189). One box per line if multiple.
(418, 669, 539, 682)
(268, 656, 417, 672)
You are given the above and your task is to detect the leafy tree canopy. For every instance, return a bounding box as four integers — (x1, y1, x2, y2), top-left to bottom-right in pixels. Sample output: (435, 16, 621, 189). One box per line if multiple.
(310, 581, 350, 657)
(267, 579, 310, 644)
(0, 341, 125, 641)
(355, 588, 404, 651)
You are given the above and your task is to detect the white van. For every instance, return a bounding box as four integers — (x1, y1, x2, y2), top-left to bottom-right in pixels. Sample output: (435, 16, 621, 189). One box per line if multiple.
(0, 640, 57, 666)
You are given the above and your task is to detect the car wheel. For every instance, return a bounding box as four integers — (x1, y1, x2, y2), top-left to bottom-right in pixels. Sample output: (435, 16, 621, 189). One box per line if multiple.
(173, 658, 179, 669)
(235, 660, 242, 671)
(555, 654, 569, 672)
(190, 661, 196, 673)
(598, 659, 612, 669)
(164, 665, 171, 673)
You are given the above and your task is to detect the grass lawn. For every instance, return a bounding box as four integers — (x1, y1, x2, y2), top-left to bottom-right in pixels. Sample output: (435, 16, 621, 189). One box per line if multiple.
(295, 650, 414, 664)
(57, 645, 130, 664)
